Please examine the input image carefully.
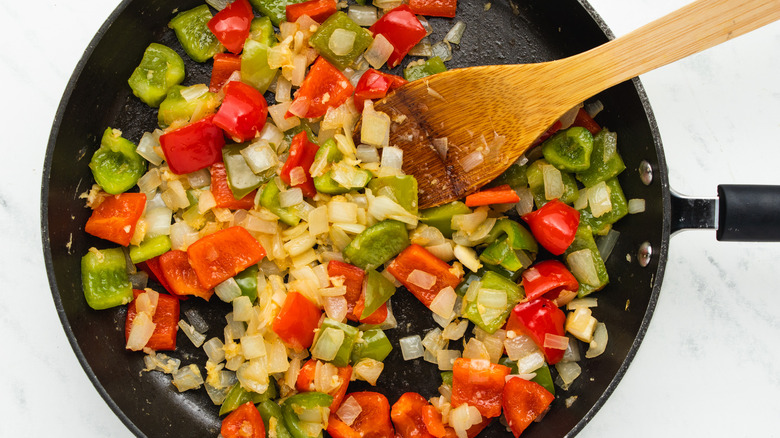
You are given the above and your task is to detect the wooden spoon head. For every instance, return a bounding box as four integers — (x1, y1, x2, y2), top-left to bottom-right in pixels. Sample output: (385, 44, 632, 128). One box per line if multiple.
(373, 63, 574, 209)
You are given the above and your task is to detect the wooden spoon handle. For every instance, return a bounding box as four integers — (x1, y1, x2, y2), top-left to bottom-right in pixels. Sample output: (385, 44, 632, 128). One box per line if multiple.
(558, 0, 780, 106)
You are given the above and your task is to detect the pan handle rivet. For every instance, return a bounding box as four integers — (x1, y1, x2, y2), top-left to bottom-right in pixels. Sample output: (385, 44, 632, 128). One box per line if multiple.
(639, 161, 653, 186)
(638, 241, 653, 267)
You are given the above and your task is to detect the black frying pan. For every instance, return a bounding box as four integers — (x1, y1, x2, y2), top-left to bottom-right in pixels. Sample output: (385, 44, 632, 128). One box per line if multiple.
(41, 0, 779, 436)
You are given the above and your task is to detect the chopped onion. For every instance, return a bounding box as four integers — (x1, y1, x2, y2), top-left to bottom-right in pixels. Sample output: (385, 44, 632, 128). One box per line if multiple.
(241, 334, 267, 360)
(205, 0, 229, 10)
(236, 359, 269, 394)
(170, 221, 199, 251)
(348, 4, 378, 26)
(356, 144, 380, 163)
(279, 188, 304, 208)
(145, 207, 172, 238)
(585, 322, 608, 358)
(322, 296, 349, 322)
(628, 198, 646, 214)
(197, 191, 216, 214)
(587, 181, 612, 217)
(137, 131, 164, 165)
(399, 335, 424, 360)
(566, 297, 598, 310)
(558, 103, 583, 129)
(265, 336, 290, 373)
(308, 206, 329, 236)
(289, 166, 307, 186)
(543, 333, 570, 350)
(268, 102, 301, 132)
(428, 286, 455, 320)
(288, 96, 311, 118)
(203, 337, 225, 363)
(275, 75, 292, 102)
(573, 188, 589, 210)
(442, 319, 469, 340)
(425, 242, 455, 262)
(462, 338, 490, 361)
(542, 164, 564, 200)
(364, 34, 394, 69)
(329, 28, 356, 56)
(126, 312, 156, 351)
(178, 319, 206, 348)
(437, 349, 461, 371)
(380, 145, 403, 170)
(452, 207, 487, 233)
(555, 361, 582, 388)
(596, 229, 620, 261)
(241, 140, 279, 174)
(361, 101, 391, 147)
(565, 307, 597, 343)
(181, 83, 209, 102)
(311, 327, 345, 362)
(407, 269, 437, 290)
(353, 358, 384, 385)
(232, 296, 254, 322)
(367, 195, 417, 226)
(515, 351, 545, 374)
(449, 404, 482, 438)
(328, 200, 358, 224)
(336, 396, 363, 426)
(408, 38, 433, 57)
(258, 123, 285, 150)
(567, 249, 599, 286)
(291, 53, 308, 87)
(505, 373, 537, 383)
(459, 150, 483, 173)
(373, 0, 404, 10)
(585, 100, 604, 118)
(453, 245, 482, 273)
(172, 364, 204, 392)
(444, 21, 467, 44)
(137, 168, 162, 194)
(431, 40, 452, 62)
(215, 277, 242, 303)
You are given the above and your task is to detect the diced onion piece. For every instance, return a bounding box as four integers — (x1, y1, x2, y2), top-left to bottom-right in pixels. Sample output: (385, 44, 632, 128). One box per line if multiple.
(442, 319, 469, 340)
(215, 277, 242, 303)
(585, 100, 604, 118)
(314, 361, 340, 394)
(322, 296, 349, 322)
(241, 334, 267, 360)
(361, 101, 391, 147)
(170, 221, 199, 251)
(367, 195, 417, 226)
(628, 198, 646, 214)
(444, 21, 467, 44)
(558, 103, 583, 130)
(275, 75, 293, 102)
(437, 349, 461, 371)
(308, 206, 329, 236)
(356, 144, 380, 163)
(329, 200, 359, 224)
(543, 333, 570, 350)
(514, 187, 534, 216)
(462, 338, 490, 361)
(515, 351, 545, 374)
(205, 0, 229, 10)
(178, 320, 206, 348)
(135, 289, 158, 315)
(311, 328, 345, 362)
(336, 396, 363, 426)
(585, 322, 608, 358)
(408, 38, 433, 57)
(432, 137, 448, 160)
(197, 191, 217, 214)
(242, 140, 279, 174)
(268, 102, 301, 132)
(348, 4, 378, 26)
(279, 188, 304, 208)
(126, 312, 156, 351)
(137, 131, 164, 166)
(172, 364, 204, 392)
(567, 249, 599, 287)
(289, 166, 307, 186)
(459, 150, 483, 173)
(399, 335, 424, 360)
(431, 40, 452, 62)
(233, 296, 254, 322)
(451, 207, 487, 233)
(565, 307, 597, 343)
(265, 337, 290, 374)
(478, 288, 507, 309)
(364, 33, 394, 69)
(137, 169, 162, 194)
(329, 28, 356, 56)
(258, 123, 285, 150)
(429, 286, 457, 320)
(425, 242, 455, 262)
(291, 54, 308, 87)
(145, 207, 173, 238)
(380, 146, 403, 170)
(482, 330, 506, 364)
(505, 373, 538, 383)
(181, 84, 209, 102)
(596, 229, 620, 262)
(555, 361, 582, 387)
(449, 404, 482, 438)
(288, 95, 311, 118)
(542, 164, 564, 200)
(407, 269, 437, 290)
(587, 181, 612, 217)
(421, 328, 445, 353)
(566, 297, 598, 310)
(236, 359, 269, 394)
(574, 188, 589, 210)
(203, 338, 226, 363)
(353, 358, 384, 385)
(453, 245, 482, 273)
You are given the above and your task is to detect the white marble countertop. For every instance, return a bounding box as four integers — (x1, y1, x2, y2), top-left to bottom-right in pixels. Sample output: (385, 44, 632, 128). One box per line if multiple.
(2, 0, 779, 436)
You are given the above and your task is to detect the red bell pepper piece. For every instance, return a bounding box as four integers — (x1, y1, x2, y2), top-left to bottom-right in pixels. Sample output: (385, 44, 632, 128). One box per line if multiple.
(124, 289, 180, 351)
(571, 107, 601, 135)
(296, 359, 353, 411)
(352, 296, 388, 325)
(391, 392, 435, 438)
(421, 405, 446, 438)
(138, 256, 174, 294)
(327, 260, 365, 321)
(279, 131, 319, 198)
(286, 0, 338, 23)
(409, 0, 458, 18)
(272, 291, 322, 351)
(210, 162, 257, 210)
(369, 5, 427, 69)
(186, 226, 266, 289)
(158, 250, 214, 300)
(221, 401, 266, 438)
(508, 298, 567, 365)
(353, 68, 407, 111)
(210, 53, 242, 92)
(328, 392, 395, 438)
(159, 115, 225, 175)
(464, 184, 521, 207)
(451, 358, 510, 418)
(521, 199, 580, 256)
(532, 120, 563, 147)
(213, 80, 268, 143)
(387, 244, 462, 308)
(287, 57, 354, 119)
(502, 377, 555, 438)
(84, 193, 146, 246)
(521, 260, 579, 302)
(207, 0, 254, 54)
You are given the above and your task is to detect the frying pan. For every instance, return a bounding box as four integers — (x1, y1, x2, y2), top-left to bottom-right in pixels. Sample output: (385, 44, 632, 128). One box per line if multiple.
(39, 0, 779, 437)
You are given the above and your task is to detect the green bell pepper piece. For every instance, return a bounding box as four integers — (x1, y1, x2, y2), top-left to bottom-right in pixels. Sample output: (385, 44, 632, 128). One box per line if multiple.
(182, 202, 211, 230)
(479, 239, 524, 272)
(219, 380, 278, 416)
(351, 328, 393, 363)
(258, 400, 293, 438)
(360, 269, 396, 319)
(576, 129, 625, 187)
(498, 357, 519, 374)
(309, 12, 374, 69)
(531, 364, 555, 395)
(259, 181, 301, 226)
(404, 56, 447, 81)
(281, 392, 334, 438)
(367, 175, 418, 215)
(343, 220, 410, 270)
(81, 247, 134, 310)
(128, 43, 185, 107)
(564, 224, 609, 297)
(223, 143, 271, 200)
(462, 271, 523, 334)
(158, 85, 221, 128)
(284, 122, 318, 144)
(580, 178, 628, 235)
(541, 127, 594, 172)
(312, 318, 360, 367)
(250, 16, 277, 46)
(250, 0, 306, 26)
(488, 164, 528, 189)
(456, 264, 524, 295)
(168, 5, 222, 63)
(89, 128, 146, 195)
(235, 264, 259, 302)
(315, 138, 343, 164)
(526, 158, 579, 208)
(419, 201, 471, 239)
(242, 39, 279, 94)
(440, 371, 453, 387)
(313, 168, 373, 195)
(485, 219, 538, 253)
(129, 235, 172, 264)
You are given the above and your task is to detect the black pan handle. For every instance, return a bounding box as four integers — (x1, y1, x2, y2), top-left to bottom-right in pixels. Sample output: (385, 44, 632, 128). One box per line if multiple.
(671, 185, 780, 241)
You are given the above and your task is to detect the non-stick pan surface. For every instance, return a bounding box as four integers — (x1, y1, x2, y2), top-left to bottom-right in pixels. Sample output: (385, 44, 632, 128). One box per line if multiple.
(42, 0, 669, 436)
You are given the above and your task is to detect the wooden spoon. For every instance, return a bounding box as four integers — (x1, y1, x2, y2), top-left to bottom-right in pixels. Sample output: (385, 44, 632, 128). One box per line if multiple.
(370, 0, 780, 209)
